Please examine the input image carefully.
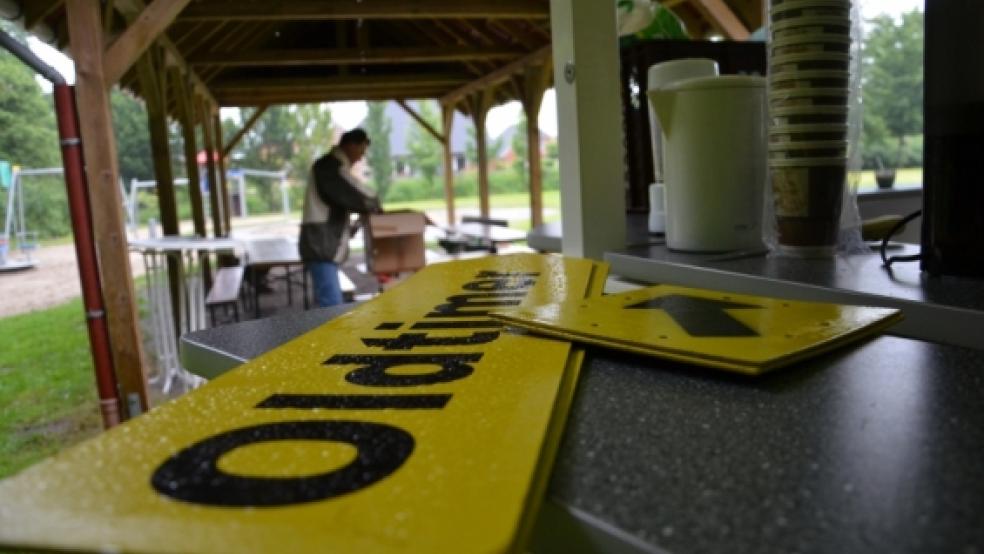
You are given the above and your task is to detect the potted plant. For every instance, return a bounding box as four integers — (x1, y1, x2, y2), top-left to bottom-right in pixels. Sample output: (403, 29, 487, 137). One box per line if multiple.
(874, 157, 896, 189)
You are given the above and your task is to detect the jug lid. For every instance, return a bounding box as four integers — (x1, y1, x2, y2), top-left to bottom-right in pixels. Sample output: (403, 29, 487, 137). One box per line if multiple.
(662, 74, 765, 92)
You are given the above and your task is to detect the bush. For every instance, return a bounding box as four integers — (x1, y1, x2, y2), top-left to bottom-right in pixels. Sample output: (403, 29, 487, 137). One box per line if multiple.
(861, 134, 923, 170)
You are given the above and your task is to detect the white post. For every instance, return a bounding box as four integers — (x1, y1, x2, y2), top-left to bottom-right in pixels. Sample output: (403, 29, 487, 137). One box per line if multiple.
(550, 0, 626, 259)
(238, 173, 247, 218)
(128, 178, 139, 233)
(280, 173, 290, 218)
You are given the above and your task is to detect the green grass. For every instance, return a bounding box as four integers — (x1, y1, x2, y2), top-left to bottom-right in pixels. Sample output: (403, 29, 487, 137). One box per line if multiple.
(0, 299, 101, 479)
(381, 189, 562, 214)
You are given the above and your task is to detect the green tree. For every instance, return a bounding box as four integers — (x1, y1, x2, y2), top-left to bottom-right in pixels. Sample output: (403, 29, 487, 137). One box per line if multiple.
(290, 103, 334, 180)
(464, 123, 504, 166)
(363, 102, 393, 200)
(861, 10, 924, 168)
(405, 100, 442, 187)
(110, 87, 153, 184)
(0, 36, 66, 238)
(511, 112, 529, 180)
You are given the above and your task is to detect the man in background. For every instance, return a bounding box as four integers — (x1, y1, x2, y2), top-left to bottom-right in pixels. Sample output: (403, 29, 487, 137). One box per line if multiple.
(299, 128, 380, 306)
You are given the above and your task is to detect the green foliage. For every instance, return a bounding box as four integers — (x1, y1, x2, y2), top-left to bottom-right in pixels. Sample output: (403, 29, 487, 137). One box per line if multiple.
(405, 100, 442, 185)
(511, 113, 529, 181)
(861, 10, 924, 168)
(383, 165, 559, 203)
(364, 102, 394, 199)
(110, 87, 154, 183)
(465, 123, 504, 167)
(0, 299, 101, 478)
(225, 104, 333, 213)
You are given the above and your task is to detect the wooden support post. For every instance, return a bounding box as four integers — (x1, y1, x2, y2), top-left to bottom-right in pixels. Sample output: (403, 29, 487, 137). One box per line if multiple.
(173, 68, 206, 238)
(199, 97, 224, 237)
(137, 49, 184, 341)
(466, 89, 494, 218)
(65, 0, 149, 416)
(517, 61, 551, 228)
(213, 109, 232, 234)
(440, 102, 456, 226)
(173, 67, 211, 287)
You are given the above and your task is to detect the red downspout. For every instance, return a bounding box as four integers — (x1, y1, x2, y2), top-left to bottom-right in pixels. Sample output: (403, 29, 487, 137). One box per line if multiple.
(53, 85, 122, 429)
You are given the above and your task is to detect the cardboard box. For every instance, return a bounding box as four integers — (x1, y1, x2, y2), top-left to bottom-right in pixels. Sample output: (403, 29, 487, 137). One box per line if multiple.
(364, 211, 426, 274)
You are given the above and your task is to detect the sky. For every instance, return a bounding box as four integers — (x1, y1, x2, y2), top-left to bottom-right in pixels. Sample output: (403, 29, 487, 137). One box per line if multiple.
(23, 0, 920, 138)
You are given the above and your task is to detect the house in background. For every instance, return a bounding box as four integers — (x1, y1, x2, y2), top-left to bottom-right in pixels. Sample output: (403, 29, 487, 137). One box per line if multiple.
(495, 123, 557, 167)
(361, 101, 469, 178)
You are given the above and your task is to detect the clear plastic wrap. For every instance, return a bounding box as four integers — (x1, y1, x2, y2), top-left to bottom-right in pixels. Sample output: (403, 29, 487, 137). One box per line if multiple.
(763, 0, 868, 256)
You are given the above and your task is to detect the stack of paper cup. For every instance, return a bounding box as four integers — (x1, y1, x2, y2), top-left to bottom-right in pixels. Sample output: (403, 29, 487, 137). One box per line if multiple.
(768, 0, 852, 257)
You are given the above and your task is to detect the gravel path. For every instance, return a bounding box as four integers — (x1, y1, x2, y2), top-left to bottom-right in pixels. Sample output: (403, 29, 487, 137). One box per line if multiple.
(0, 242, 146, 318)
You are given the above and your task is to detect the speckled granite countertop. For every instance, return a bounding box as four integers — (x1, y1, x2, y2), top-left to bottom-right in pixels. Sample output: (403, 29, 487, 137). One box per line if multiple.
(183, 305, 984, 553)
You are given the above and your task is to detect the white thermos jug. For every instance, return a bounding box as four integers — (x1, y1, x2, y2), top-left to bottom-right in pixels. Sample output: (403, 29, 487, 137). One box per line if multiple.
(647, 74, 767, 252)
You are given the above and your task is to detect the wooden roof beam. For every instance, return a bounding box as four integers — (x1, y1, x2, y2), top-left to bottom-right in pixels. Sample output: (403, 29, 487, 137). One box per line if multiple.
(103, 0, 192, 86)
(24, 0, 64, 31)
(189, 46, 524, 68)
(112, 0, 217, 106)
(396, 100, 445, 143)
(691, 0, 750, 40)
(213, 74, 470, 92)
(222, 105, 268, 157)
(216, 89, 450, 106)
(178, 0, 549, 22)
(440, 44, 551, 106)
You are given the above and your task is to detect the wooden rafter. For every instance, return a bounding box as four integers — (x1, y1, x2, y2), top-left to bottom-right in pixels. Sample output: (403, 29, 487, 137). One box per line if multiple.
(103, 0, 193, 86)
(396, 100, 445, 144)
(178, 0, 549, 22)
(189, 46, 524, 68)
(440, 44, 550, 105)
(409, 20, 487, 77)
(113, 0, 216, 106)
(200, 21, 280, 83)
(214, 73, 470, 93)
(692, 0, 750, 40)
(216, 88, 452, 107)
(222, 105, 268, 156)
(24, 0, 63, 30)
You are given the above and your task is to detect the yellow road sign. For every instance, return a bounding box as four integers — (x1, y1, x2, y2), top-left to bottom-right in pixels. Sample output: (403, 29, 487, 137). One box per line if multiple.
(0, 254, 607, 554)
(492, 284, 903, 375)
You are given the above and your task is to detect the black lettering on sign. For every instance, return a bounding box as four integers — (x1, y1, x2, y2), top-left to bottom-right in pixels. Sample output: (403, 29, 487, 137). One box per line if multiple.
(256, 394, 452, 410)
(411, 320, 503, 330)
(151, 421, 413, 507)
(462, 278, 536, 292)
(362, 331, 500, 350)
(426, 292, 526, 318)
(626, 295, 762, 337)
(475, 271, 540, 278)
(326, 353, 483, 387)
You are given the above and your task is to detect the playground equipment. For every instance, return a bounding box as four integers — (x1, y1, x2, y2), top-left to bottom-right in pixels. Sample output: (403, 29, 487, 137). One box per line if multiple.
(128, 168, 290, 236)
(227, 168, 291, 218)
(1, 167, 57, 271)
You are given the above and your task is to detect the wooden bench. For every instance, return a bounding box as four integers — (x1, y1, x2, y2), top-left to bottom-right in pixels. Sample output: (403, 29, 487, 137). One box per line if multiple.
(206, 266, 244, 325)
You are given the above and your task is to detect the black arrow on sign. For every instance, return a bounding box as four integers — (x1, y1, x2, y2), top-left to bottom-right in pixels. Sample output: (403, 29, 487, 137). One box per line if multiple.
(626, 295, 762, 337)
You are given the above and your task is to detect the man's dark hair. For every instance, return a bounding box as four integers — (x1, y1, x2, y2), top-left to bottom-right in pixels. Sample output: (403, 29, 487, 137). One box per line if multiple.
(339, 128, 370, 146)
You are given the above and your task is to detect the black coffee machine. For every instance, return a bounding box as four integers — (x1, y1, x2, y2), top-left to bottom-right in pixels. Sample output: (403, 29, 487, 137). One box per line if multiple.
(921, 0, 984, 278)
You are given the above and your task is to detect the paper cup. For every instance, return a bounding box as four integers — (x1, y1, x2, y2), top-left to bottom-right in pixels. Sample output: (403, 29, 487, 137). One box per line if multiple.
(770, 69, 850, 90)
(770, 52, 851, 73)
(769, 87, 849, 108)
(771, 1, 852, 16)
(769, 123, 849, 143)
(771, 105, 849, 126)
(768, 140, 848, 159)
(771, 33, 852, 56)
(772, 18, 851, 40)
(770, 157, 847, 254)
